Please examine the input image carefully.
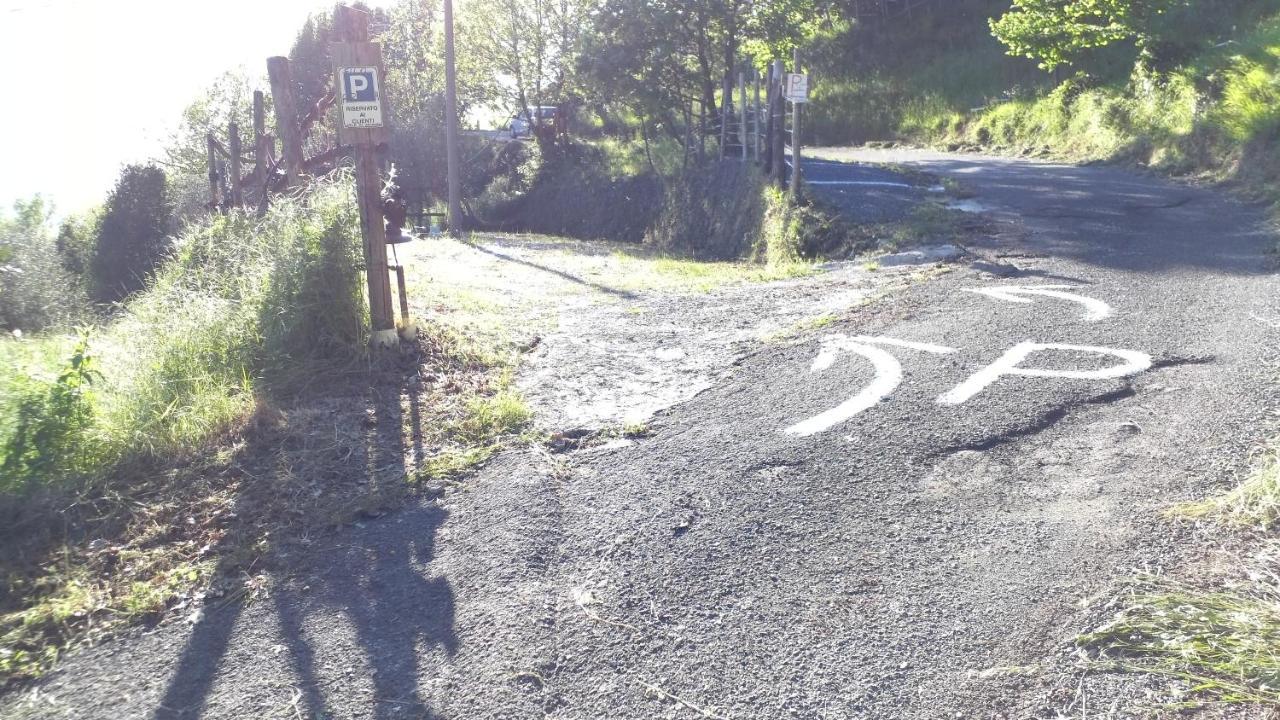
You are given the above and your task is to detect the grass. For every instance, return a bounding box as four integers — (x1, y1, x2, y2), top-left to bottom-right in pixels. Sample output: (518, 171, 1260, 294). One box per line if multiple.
(1077, 434, 1280, 708)
(613, 253, 814, 293)
(1175, 447, 1280, 530)
(1081, 553, 1280, 706)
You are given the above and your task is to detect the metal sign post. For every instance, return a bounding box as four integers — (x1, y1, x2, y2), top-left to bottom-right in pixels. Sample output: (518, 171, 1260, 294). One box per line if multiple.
(332, 5, 397, 348)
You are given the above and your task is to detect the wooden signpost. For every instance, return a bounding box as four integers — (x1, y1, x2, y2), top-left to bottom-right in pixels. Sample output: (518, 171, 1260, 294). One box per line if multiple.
(332, 5, 398, 348)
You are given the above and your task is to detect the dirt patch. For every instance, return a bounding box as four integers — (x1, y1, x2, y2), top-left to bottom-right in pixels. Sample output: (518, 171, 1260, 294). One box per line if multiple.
(394, 232, 926, 433)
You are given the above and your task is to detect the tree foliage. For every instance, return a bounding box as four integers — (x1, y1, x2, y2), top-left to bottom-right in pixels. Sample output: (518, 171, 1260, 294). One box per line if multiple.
(92, 165, 172, 303)
(990, 0, 1187, 71)
(0, 197, 83, 332)
(460, 0, 592, 119)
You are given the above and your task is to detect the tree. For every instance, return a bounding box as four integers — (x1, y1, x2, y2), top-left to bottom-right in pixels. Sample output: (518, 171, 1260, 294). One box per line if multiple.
(990, 0, 1186, 71)
(460, 0, 592, 129)
(91, 165, 172, 303)
(0, 197, 84, 332)
(163, 71, 260, 176)
(580, 0, 823, 145)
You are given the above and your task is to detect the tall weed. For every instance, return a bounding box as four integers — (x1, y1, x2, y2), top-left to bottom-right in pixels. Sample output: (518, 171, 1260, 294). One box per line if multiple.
(0, 176, 366, 496)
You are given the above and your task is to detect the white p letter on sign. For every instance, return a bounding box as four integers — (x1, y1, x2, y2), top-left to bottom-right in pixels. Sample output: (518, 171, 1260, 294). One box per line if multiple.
(938, 342, 1152, 405)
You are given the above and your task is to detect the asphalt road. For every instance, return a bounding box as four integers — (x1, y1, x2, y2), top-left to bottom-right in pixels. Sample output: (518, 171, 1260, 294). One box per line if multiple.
(5, 150, 1279, 719)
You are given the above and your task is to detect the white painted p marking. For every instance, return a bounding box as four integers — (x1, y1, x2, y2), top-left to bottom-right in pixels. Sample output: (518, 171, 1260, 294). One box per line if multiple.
(938, 342, 1152, 405)
(786, 335, 956, 437)
(965, 285, 1112, 322)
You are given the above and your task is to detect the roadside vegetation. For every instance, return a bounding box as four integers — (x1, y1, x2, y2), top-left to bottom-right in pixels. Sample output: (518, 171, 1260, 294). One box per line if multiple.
(1079, 447, 1280, 705)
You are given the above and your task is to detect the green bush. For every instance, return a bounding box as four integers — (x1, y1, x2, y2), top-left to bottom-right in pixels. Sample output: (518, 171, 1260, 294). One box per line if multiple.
(1218, 60, 1280, 141)
(646, 162, 768, 260)
(0, 176, 365, 496)
(91, 164, 173, 303)
(491, 143, 663, 243)
(0, 197, 87, 333)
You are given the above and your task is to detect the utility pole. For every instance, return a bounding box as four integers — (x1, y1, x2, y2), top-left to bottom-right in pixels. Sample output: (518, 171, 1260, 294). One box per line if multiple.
(443, 0, 464, 236)
(790, 48, 802, 200)
(332, 5, 397, 347)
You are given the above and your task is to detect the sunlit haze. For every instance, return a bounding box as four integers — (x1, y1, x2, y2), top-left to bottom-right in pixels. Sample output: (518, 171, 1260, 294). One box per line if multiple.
(0, 0, 395, 217)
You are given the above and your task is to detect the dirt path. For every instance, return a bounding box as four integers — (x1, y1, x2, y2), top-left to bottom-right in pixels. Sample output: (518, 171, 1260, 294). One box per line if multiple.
(4, 152, 1278, 719)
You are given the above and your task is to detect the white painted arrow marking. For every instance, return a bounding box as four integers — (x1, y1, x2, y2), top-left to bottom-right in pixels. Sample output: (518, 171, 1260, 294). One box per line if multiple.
(938, 341, 1152, 405)
(965, 285, 1112, 322)
(787, 335, 956, 437)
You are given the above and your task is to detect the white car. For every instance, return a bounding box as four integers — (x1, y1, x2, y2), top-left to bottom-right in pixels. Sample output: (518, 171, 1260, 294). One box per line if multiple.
(509, 116, 530, 138)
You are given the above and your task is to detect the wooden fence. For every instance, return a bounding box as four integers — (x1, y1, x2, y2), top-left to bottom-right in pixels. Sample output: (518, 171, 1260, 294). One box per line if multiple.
(203, 56, 344, 215)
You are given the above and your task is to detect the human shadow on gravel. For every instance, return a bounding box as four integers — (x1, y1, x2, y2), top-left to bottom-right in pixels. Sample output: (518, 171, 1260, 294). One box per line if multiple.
(152, 359, 458, 720)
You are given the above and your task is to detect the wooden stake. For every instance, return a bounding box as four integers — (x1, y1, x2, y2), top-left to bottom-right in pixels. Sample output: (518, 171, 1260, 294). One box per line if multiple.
(747, 69, 757, 160)
(771, 59, 786, 187)
(720, 72, 731, 159)
(228, 122, 243, 207)
(764, 64, 774, 173)
(739, 70, 748, 162)
(266, 56, 304, 188)
(206, 133, 222, 210)
(253, 90, 270, 215)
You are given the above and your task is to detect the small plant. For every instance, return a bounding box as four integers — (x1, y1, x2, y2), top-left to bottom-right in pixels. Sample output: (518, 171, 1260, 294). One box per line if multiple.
(0, 332, 100, 494)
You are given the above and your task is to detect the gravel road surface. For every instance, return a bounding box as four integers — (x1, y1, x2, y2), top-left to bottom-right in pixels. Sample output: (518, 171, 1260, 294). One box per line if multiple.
(5, 149, 1278, 720)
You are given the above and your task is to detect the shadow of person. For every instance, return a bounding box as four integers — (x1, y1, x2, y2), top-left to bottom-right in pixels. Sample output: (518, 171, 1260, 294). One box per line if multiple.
(151, 344, 459, 719)
(338, 504, 458, 719)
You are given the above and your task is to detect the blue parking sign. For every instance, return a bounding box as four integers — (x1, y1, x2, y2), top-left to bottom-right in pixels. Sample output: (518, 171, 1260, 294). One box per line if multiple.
(340, 66, 384, 129)
(342, 68, 378, 102)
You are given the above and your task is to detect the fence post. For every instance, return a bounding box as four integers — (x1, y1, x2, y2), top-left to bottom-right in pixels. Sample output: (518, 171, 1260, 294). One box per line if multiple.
(228, 121, 243, 207)
(790, 49, 802, 200)
(753, 70, 762, 162)
(253, 90, 270, 214)
(739, 70, 748, 162)
(266, 56, 304, 188)
(206, 133, 222, 210)
(771, 59, 786, 188)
